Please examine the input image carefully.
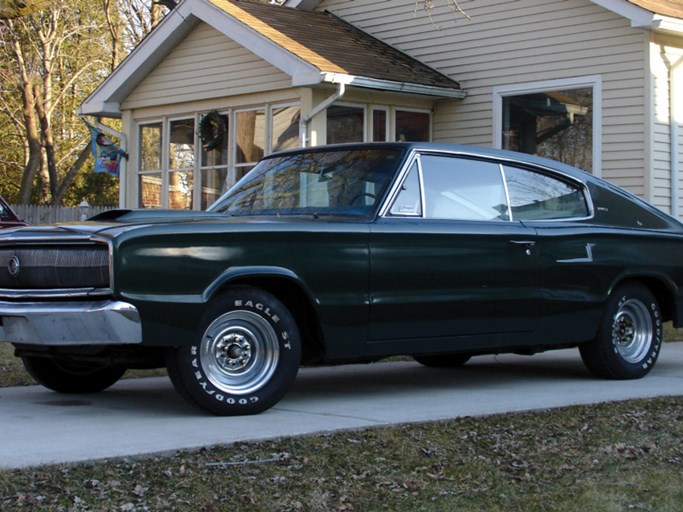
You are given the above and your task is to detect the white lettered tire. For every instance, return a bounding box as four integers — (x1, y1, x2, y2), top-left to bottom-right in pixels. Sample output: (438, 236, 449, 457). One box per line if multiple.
(166, 286, 301, 415)
(580, 282, 662, 379)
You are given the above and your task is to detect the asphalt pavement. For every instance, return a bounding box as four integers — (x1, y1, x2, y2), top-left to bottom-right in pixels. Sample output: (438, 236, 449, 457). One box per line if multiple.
(1, 342, 682, 469)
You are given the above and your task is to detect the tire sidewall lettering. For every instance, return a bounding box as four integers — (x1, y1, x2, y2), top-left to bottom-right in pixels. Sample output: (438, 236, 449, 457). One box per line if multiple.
(190, 357, 262, 406)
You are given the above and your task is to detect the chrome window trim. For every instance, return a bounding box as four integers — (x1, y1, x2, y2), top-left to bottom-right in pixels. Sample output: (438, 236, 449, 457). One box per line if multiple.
(379, 148, 595, 223)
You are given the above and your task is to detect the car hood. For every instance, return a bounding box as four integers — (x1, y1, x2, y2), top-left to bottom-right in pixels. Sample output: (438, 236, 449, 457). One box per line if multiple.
(0, 209, 365, 242)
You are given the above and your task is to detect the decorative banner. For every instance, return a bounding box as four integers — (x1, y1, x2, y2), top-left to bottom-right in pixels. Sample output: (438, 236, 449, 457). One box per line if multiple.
(83, 118, 127, 177)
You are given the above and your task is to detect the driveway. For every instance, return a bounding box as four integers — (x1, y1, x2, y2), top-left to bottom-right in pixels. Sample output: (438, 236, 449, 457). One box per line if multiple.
(1, 343, 682, 469)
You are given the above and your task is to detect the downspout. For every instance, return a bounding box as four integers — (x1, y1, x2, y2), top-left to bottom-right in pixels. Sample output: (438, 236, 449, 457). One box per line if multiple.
(299, 83, 346, 147)
(670, 56, 683, 219)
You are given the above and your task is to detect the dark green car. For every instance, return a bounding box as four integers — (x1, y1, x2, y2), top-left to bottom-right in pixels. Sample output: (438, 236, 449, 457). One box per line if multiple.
(1, 143, 681, 415)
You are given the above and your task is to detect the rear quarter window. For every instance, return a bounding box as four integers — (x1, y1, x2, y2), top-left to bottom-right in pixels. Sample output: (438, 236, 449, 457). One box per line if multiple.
(504, 165, 589, 221)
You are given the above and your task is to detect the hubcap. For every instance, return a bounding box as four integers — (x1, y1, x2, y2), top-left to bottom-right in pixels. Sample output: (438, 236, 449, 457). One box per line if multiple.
(612, 298, 653, 364)
(200, 310, 279, 395)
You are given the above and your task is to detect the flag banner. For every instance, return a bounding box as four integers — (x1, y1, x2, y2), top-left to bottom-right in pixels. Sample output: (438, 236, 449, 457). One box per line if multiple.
(83, 119, 126, 177)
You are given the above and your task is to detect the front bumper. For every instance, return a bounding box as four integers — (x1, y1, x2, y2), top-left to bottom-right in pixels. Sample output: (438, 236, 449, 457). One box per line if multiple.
(0, 300, 142, 345)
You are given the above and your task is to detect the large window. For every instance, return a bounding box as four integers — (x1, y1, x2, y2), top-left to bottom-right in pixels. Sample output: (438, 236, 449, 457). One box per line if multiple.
(494, 77, 601, 175)
(137, 105, 300, 210)
(327, 104, 431, 144)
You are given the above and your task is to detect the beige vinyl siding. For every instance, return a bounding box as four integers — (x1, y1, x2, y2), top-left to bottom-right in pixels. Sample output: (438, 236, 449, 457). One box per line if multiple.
(651, 39, 673, 213)
(122, 22, 292, 110)
(319, 0, 650, 197)
(651, 35, 683, 216)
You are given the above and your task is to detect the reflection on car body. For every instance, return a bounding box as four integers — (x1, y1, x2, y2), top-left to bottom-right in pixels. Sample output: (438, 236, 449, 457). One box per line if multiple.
(0, 143, 680, 415)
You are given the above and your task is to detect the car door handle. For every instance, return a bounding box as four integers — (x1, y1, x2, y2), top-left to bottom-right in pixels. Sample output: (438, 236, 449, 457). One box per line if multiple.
(509, 240, 536, 255)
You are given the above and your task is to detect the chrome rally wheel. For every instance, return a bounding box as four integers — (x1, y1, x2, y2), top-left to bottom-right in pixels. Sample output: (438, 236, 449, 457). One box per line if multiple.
(200, 310, 280, 396)
(580, 282, 661, 380)
(612, 297, 654, 364)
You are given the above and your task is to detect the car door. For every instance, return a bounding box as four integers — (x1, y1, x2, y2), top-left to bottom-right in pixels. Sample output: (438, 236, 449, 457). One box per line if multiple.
(502, 163, 605, 345)
(367, 152, 540, 355)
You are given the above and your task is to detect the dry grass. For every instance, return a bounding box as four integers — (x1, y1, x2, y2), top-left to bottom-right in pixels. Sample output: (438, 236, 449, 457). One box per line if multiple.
(0, 397, 681, 511)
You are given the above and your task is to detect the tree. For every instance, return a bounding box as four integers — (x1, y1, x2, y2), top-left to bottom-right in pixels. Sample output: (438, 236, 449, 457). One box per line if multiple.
(0, 0, 170, 206)
(0, 0, 45, 20)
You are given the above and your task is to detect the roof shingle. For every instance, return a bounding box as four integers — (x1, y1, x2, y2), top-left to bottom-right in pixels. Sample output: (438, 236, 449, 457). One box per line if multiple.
(209, 0, 461, 91)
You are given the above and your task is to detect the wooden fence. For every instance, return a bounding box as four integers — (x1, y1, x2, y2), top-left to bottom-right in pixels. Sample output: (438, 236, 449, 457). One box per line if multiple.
(10, 204, 116, 225)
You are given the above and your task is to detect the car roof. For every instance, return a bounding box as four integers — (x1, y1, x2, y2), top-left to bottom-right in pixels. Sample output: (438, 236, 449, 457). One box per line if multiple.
(266, 142, 593, 182)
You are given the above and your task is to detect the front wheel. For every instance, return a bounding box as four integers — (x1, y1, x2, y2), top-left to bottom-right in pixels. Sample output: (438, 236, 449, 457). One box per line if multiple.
(22, 356, 126, 393)
(580, 283, 662, 379)
(166, 286, 301, 415)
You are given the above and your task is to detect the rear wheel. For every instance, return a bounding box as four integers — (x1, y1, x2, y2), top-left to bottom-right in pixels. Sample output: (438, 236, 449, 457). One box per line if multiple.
(22, 356, 126, 393)
(580, 283, 662, 379)
(166, 286, 301, 415)
(413, 353, 471, 368)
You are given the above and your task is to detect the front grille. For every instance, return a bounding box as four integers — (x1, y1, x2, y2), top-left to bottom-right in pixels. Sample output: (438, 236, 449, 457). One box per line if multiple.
(0, 245, 110, 289)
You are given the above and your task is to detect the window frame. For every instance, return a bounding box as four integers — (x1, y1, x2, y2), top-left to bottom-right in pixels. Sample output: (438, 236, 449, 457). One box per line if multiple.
(493, 76, 602, 177)
(382, 152, 593, 222)
(135, 104, 301, 210)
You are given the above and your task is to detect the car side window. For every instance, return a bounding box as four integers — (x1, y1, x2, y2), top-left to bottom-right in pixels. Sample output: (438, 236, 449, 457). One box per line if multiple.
(420, 155, 509, 221)
(389, 162, 423, 216)
(504, 165, 589, 220)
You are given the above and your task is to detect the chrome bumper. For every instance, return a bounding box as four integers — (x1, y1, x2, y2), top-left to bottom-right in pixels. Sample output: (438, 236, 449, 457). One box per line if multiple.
(0, 300, 142, 345)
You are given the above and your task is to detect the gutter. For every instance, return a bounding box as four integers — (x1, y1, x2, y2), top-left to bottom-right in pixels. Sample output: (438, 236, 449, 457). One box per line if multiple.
(299, 83, 346, 147)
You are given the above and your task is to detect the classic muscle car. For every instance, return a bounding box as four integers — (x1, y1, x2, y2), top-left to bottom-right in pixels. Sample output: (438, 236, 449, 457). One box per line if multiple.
(0, 143, 680, 415)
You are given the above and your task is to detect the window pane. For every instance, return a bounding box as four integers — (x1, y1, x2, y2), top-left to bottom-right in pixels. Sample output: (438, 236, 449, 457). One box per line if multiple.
(213, 148, 402, 219)
(373, 109, 387, 141)
(272, 106, 300, 152)
(421, 156, 507, 221)
(504, 165, 589, 220)
(169, 170, 194, 209)
(139, 174, 161, 208)
(169, 119, 195, 170)
(396, 111, 430, 142)
(140, 123, 162, 171)
(201, 168, 229, 210)
(236, 110, 265, 165)
(390, 162, 422, 216)
(200, 113, 229, 167)
(327, 105, 364, 144)
(502, 88, 592, 172)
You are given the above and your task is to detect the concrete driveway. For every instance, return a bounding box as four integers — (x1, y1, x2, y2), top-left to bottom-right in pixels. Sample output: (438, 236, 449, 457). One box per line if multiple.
(1, 343, 682, 469)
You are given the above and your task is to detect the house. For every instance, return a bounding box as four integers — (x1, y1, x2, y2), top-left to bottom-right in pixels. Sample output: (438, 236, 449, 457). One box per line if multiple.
(79, 0, 683, 217)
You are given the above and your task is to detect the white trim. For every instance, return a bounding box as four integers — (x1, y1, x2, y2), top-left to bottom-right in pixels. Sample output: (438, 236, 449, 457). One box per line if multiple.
(590, 0, 658, 28)
(493, 76, 603, 177)
(313, 73, 466, 99)
(590, 0, 683, 34)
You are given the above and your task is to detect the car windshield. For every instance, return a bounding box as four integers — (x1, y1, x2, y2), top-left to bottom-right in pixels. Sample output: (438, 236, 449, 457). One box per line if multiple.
(210, 147, 406, 218)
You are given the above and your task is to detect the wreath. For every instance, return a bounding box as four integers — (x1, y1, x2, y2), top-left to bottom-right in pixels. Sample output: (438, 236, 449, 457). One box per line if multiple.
(199, 110, 226, 152)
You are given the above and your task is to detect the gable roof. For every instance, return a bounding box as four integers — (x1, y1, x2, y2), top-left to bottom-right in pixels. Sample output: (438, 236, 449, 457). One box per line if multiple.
(80, 0, 463, 117)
